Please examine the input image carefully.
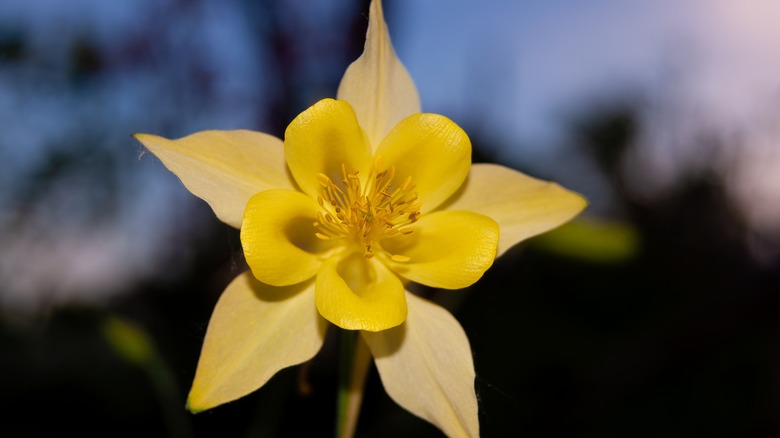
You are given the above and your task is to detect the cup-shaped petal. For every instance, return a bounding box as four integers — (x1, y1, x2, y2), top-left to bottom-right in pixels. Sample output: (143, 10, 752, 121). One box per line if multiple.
(362, 292, 478, 438)
(315, 252, 406, 332)
(187, 273, 327, 412)
(336, 0, 421, 151)
(380, 210, 498, 289)
(284, 99, 372, 199)
(376, 114, 471, 212)
(242, 189, 330, 286)
(134, 130, 294, 229)
(440, 163, 588, 256)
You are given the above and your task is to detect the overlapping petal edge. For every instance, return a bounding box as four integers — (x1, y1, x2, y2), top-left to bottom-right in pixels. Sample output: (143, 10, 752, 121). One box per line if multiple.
(133, 0, 586, 436)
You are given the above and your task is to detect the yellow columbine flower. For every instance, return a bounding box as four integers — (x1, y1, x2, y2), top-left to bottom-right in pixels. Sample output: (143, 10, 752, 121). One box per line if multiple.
(135, 1, 585, 436)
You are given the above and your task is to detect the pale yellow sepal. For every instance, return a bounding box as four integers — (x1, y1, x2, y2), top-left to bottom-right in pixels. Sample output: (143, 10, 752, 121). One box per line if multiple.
(336, 0, 421, 151)
(381, 210, 498, 290)
(241, 189, 329, 287)
(441, 163, 588, 256)
(315, 253, 407, 332)
(284, 99, 372, 198)
(377, 113, 471, 212)
(133, 130, 293, 229)
(362, 292, 478, 438)
(187, 272, 327, 413)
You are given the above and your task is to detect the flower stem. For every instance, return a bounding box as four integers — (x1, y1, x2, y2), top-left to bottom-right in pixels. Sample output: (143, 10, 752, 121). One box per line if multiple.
(336, 329, 358, 438)
(336, 329, 372, 438)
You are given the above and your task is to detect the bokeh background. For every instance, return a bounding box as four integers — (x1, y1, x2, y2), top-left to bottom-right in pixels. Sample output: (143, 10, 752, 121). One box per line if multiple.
(2, 0, 779, 436)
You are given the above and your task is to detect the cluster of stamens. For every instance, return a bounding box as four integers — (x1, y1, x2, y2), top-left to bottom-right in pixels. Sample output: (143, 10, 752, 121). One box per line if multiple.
(313, 158, 421, 260)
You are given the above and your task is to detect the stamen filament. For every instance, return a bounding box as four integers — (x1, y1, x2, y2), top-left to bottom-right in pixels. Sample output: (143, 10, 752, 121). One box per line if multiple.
(313, 158, 421, 259)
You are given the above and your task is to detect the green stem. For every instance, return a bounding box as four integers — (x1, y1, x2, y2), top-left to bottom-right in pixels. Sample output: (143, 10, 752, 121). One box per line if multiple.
(336, 329, 358, 438)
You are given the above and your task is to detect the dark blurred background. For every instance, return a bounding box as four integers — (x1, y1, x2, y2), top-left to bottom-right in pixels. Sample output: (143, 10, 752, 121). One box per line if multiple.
(1, 0, 779, 436)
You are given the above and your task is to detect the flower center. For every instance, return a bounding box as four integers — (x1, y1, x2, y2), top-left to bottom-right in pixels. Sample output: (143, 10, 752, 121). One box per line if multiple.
(314, 158, 420, 260)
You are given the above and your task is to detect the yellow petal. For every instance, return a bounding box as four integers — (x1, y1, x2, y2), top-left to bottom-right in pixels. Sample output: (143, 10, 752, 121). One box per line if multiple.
(376, 113, 471, 211)
(241, 189, 330, 286)
(187, 272, 327, 412)
(315, 252, 406, 332)
(380, 210, 498, 289)
(440, 163, 588, 257)
(284, 99, 372, 198)
(362, 292, 478, 438)
(134, 130, 293, 229)
(336, 0, 421, 151)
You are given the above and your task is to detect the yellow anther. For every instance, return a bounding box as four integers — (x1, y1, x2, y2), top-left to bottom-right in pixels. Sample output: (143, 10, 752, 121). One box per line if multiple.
(374, 155, 385, 169)
(401, 176, 413, 191)
(312, 161, 422, 258)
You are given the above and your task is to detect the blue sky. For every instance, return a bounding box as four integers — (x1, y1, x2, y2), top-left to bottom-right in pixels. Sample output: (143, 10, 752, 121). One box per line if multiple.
(1, 0, 779, 310)
(394, 0, 780, 233)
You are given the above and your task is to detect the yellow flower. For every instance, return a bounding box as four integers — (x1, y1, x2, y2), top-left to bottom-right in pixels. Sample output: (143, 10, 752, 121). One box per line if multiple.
(134, 1, 585, 436)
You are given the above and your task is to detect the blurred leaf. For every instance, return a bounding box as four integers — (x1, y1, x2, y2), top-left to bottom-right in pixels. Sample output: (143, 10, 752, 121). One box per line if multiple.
(530, 218, 639, 262)
(102, 316, 154, 366)
(102, 315, 192, 438)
